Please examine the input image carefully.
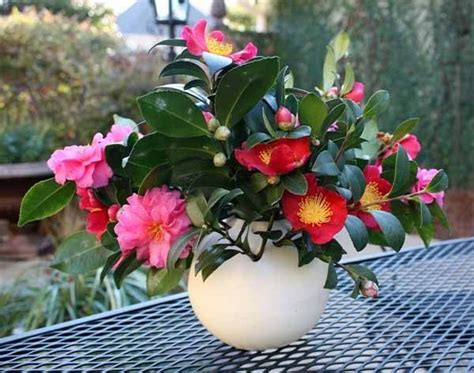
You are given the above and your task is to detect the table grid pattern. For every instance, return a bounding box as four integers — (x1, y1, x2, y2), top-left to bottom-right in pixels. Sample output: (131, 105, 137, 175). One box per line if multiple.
(1, 238, 473, 371)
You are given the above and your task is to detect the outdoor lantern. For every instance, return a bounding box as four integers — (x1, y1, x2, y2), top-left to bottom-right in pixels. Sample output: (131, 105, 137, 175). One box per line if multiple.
(150, 0, 189, 61)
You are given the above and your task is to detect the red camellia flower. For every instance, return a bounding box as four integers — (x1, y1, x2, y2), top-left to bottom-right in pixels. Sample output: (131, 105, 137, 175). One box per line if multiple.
(77, 188, 119, 239)
(344, 82, 365, 104)
(235, 137, 311, 176)
(351, 166, 392, 229)
(282, 174, 348, 244)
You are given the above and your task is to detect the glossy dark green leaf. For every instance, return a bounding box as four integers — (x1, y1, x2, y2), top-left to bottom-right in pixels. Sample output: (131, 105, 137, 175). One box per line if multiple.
(250, 173, 268, 192)
(101, 226, 119, 252)
(186, 191, 208, 227)
(345, 215, 369, 251)
(324, 262, 338, 289)
(147, 262, 185, 296)
(285, 94, 299, 114)
(166, 228, 201, 269)
(100, 251, 121, 282)
(266, 183, 284, 205)
(51, 231, 109, 274)
(390, 200, 415, 232)
(287, 125, 312, 138)
(415, 221, 435, 247)
(391, 118, 419, 143)
(150, 38, 186, 49)
(201, 249, 240, 281)
(312, 150, 340, 176)
(428, 202, 451, 233)
(214, 188, 244, 214)
(215, 57, 280, 127)
(382, 155, 417, 197)
(138, 164, 173, 194)
(346, 264, 378, 284)
(282, 172, 308, 195)
(137, 90, 209, 137)
(160, 59, 210, 84)
(363, 90, 390, 119)
(299, 93, 327, 135)
(184, 79, 209, 91)
(340, 165, 366, 202)
(369, 211, 405, 251)
(321, 103, 346, 134)
(113, 253, 142, 288)
(18, 178, 75, 226)
(276, 66, 289, 107)
(388, 147, 410, 196)
(426, 170, 449, 192)
(413, 199, 433, 228)
(105, 143, 128, 177)
(246, 132, 272, 148)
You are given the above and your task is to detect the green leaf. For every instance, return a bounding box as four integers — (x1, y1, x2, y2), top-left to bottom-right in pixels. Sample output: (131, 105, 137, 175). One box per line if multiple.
(391, 200, 415, 232)
(388, 147, 410, 196)
(214, 188, 244, 214)
(138, 164, 173, 194)
(321, 103, 346, 134)
(100, 251, 121, 282)
(184, 79, 209, 91)
(340, 165, 366, 202)
(276, 66, 289, 107)
(166, 228, 201, 269)
(332, 31, 350, 61)
(113, 252, 142, 288)
(428, 202, 451, 233)
(150, 38, 186, 49)
(324, 262, 338, 289)
(346, 264, 378, 284)
(147, 263, 185, 296)
(345, 215, 369, 251)
(413, 199, 432, 228)
(101, 226, 119, 252)
(186, 192, 208, 227)
(312, 150, 340, 176)
(160, 59, 210, 84)
(266, 183, 284, 205)
(18, 178, 75, 226)
(51, 231, 109, 274)
(261, 107, 277, 137)
(298, 93, 328, 135)
(215, 57, 280, 127)
(105, 144, 128, 177)
(351, 279, 361, 299)
(137, 90, 209, 137)
(363, 90, 390, 119)
(323, 46, 336, 91)
(341, 63, 355, 95)
(369, 211, 405, 251)
(246, 132, 272, 149)
(391, 118, 420, 143)
(250, 173, 268, 192)
(426, 170, 449, 192)
(282, 172, 308, 195)
(287, 125, 312, 138)
(201, 249, 240, 281)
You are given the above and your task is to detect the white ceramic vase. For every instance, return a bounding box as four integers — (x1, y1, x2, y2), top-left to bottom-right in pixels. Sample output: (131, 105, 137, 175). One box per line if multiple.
(188, 220, 330, 351)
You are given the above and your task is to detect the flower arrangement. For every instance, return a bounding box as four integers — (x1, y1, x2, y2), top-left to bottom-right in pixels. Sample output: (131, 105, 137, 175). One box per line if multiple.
(19, 19, 450, 300)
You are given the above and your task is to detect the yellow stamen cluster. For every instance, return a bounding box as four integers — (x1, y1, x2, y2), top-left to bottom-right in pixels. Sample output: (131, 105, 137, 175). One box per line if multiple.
(207, 37, 233, 56)
(258, 148, 274, 165)
(360, 182, 385, 210)
(297, 194, 333, 226)
(148, 222, 163, 240)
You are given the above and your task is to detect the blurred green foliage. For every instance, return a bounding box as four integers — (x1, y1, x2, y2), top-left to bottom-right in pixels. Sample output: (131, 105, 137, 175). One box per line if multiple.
(0, 7, 164, 163)
(271, 0, 473, 187)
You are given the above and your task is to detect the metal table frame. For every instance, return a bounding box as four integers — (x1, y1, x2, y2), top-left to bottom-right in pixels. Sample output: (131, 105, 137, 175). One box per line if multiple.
(1, 237, 473, 371)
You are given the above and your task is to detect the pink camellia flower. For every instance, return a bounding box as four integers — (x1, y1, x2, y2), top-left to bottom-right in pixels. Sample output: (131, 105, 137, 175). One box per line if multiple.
(47, 124, 134, 189)
(360, 280, 379, 298)
(383, 134, 421, 160)
(344, 82, 365, 104)
(181, 19, 257, 64)
(77, 188, 119, 239)
(114, 187, 193, 268)
(327, 82, 365, 104)
(411, 168, 445, 206)
(202, 111, 215, 123)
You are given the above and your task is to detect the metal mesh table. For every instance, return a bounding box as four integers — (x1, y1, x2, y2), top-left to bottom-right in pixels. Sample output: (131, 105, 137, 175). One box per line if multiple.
(1, 238, 473, 371)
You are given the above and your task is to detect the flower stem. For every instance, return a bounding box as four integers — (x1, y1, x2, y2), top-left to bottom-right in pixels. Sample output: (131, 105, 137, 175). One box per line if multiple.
(253, 213, 275, 262)
(359, 189, 426, 210)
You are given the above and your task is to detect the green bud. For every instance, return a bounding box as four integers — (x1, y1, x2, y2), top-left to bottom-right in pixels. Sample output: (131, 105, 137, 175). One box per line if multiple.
(213, 152, 227, 167)
(214, 126, 231, 141)
(207, 118, 220, 132)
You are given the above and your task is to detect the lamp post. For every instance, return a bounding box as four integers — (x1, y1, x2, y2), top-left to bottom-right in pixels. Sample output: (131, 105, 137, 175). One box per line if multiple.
(150, 0, 190, 62)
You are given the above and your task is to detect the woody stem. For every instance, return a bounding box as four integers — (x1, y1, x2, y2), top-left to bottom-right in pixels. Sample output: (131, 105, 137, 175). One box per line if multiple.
(359, 189, 427, 210)
(253, 212, 276, 262)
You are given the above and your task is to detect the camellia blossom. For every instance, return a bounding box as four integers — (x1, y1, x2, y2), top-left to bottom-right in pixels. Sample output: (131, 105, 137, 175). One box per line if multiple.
(47, 124, 133, 189)
(411, 168, 445, 206)
(114, 187, 192, 268)
(76, 188, 119, 239)
(351, 165, 392, 230)
(383, 134, 421, 160)
(181, 19, 257, 63)
(282, 174, 348, 244)
(327, 81, 365, 104)
(235, 137, 311, 177)
(360, 280, 379, 298)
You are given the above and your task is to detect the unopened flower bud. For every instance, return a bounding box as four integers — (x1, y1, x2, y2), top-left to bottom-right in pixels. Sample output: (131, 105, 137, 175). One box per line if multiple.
(311, 138, 321, 146)
(107, 204, 120, 222)
(267, 175, 280, 185)
(275, 106, 295, 131)
(326, 86, 339, 98)
(207, 118, 220, 132)
(213, 152, 227, 167)
(360, 280, 379, 298)
(214, 126, 231, 141)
